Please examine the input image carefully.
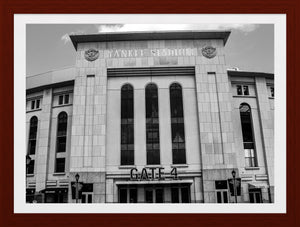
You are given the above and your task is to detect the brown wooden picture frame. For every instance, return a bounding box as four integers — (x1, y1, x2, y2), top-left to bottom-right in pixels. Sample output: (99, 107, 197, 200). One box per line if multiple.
(0, 0, 298, 226)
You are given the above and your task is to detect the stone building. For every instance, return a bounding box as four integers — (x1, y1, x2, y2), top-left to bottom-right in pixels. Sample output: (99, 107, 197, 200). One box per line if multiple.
(26, 30, 274, 203)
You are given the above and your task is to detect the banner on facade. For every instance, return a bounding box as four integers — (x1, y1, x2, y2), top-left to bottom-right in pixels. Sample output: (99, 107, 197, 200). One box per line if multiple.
(71, 181, 83, 199)
(228, 178, 241, 196)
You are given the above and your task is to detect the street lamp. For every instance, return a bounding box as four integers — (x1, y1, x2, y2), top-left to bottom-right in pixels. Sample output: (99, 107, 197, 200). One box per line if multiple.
(231, 169, 237, 203)
(75, 173, 80, 203)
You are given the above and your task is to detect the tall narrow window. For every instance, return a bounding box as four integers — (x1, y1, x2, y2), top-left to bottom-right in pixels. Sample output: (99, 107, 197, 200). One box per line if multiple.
(270, 87, 274, 97)
(28, 116, 38, 155)
(121, 84, 134, 165)
(240, 104, 257, 167)
(27, 160, 35, 175)
(146, 84, 160, 165)
(170, 83, 186, 164)
(56, 112, 68, 153)
(55, 112, 68, 173)
(55, 158, 65, 173)
(31, 100, 35, 110)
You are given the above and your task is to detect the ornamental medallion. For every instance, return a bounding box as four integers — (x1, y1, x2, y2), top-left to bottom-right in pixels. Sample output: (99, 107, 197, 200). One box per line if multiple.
(84, 49, 99, 61)
(201, 46, 217, 59)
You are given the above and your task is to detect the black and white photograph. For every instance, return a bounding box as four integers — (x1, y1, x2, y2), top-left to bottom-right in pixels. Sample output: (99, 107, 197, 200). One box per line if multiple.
(14, 14, 285, 213)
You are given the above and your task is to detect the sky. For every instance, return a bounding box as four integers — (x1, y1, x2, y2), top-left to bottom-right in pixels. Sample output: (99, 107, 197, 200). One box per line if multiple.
(26, 24, 274, 76)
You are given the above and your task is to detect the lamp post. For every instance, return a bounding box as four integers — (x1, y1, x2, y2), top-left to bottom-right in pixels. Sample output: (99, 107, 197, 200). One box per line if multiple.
(26, 155, 32, 203)
(75, 173, 80, 203)
(231, 170, 238, 203)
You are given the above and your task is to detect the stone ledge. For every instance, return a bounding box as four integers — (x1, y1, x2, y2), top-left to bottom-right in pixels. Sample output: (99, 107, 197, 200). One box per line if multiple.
(118, 165, 136, 169)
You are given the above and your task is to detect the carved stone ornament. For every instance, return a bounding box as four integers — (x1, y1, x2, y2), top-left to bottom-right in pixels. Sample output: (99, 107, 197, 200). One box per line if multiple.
(201, 46, 217, 59)
(84, 49, 99, 61)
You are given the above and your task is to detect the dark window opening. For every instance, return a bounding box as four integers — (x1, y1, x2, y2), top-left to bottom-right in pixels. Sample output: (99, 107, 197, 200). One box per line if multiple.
(119, 187, 137, 203)
(243, 85, 249, 95)
(145, 189, 153, 203)
(120, 84, 134, 165)
(145, 187, 164, 203)
(181, 187, 190, 203)
(88, 194, 92, 203)
(82, 193, 93, 203)
(28, 116, 38, 155)
(216, 191, 228, 203)
(146, 84, 160, 165)
(27, 160, 35, 174)
(59, 95, 64, 105)
(215, 180, 228, 190)
(58, 94, 70, 105)
(171, 185, 190, 203)
(31, 100, 35, 110)
(240, 104, 257, 167)
(119, 188, 127, 203)
(155, 189, 164, 203)
(55, 158, 65, 173)
(129, 189, 137, 203)
(36, 99, 40, 109)
(171, 188, 179, 203)
(249, 189, 262, 203)
(170, 83, 186, 164)
(82, 194, 86, 203)
(271, 87, 274, 97)
(237, 85, 249, 96)
(237, 85, 242, 95)
(223, 191, 228, 203)
(215, 180, 228, 203)
(45, 190, 68, 203)
(56, 112, 68, 153)
(64, 94, 69, 104)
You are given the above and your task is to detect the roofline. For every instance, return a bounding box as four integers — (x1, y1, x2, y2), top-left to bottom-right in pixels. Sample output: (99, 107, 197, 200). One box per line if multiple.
(227, 70, 274, 79)
(26, 66, 75, 78)
(26, 80, 75, 94)
(70, 30, 231, 50)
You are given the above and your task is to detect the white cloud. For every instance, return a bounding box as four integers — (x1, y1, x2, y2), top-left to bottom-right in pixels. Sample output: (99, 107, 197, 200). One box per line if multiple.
(61, 31, 85, 44)
(61, 33, 70, 44)
(62, 23, 259, 43)
(97, 24, 124, 32)
(96, 24, 259, 33)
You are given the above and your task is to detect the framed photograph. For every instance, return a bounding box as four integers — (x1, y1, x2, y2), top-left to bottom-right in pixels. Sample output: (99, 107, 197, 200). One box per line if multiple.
(1, 0, 298, 226)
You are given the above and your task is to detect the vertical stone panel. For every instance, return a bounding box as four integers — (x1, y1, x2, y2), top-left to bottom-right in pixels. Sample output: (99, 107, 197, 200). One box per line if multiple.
(70, 45, 107, 202)
(158, 88, 172, 165)
(35, 89, 52, 192)
(255, 77, 274, 201)
(194, 54, 238, 202)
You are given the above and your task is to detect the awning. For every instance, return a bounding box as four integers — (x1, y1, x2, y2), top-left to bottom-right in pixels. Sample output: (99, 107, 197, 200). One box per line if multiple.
(115, 179, 193, 185)
(248, 182, 268, 189)
(40, 187, 68, 194)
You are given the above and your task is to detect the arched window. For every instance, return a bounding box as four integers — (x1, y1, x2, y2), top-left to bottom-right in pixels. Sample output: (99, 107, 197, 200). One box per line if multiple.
(145, 83, 160, 165)
(28, 116, 38, 155)
(240, 104, 257, 167)
(56, 112, 68, 153)
(170, 83, 186, 164)
(120, 84, 134, 165)
(55, 112, 68, 173)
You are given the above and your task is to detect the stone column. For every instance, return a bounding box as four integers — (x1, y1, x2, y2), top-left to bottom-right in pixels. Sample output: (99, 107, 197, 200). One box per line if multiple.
(70, 44, 107, 203)
(35, 88, 53, 193)
(194, 41, 238, 203)
(255, 77, 274, 202)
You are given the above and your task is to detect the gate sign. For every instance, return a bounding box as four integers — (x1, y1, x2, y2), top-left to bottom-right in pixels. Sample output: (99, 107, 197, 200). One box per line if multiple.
(130, 167, 178, 180)
(228, 178, 241, 196)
